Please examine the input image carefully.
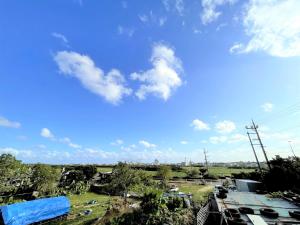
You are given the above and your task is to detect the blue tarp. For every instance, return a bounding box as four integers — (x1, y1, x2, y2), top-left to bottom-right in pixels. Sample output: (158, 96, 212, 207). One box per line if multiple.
(0, 196, 70, 225)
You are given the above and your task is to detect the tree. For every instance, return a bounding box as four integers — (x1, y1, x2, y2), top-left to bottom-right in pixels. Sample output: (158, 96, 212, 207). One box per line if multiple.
(31, 164, 60, 195)
(157, 165, 172, 187)
(109, 162, 140, 202)
(263, 156, 300, 192)
(74, 165, 97, 180)
(199, 167, 208, 178)
(185, 168, 198, 178)
(0, 154, 28, 194)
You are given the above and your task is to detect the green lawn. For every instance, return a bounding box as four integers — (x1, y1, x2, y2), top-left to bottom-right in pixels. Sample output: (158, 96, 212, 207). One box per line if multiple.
(55, 192, 112, 225)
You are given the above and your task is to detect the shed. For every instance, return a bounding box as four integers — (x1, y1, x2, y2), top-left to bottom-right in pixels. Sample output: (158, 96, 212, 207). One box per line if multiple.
(235, 179, 261, 192)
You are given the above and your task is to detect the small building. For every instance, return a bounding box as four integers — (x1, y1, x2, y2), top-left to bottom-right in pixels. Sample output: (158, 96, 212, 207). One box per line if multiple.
(235, 179, 262, 192)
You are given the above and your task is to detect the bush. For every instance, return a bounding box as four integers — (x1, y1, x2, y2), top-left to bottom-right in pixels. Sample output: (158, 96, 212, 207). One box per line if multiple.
(166, 197, 182, 211)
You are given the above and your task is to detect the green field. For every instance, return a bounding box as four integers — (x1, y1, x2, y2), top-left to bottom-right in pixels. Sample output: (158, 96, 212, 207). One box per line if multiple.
(175, 182, 213, 203)
(207, 167, 255, 177)
(55, 193, 112, 225)
(97, 166, 255, 178)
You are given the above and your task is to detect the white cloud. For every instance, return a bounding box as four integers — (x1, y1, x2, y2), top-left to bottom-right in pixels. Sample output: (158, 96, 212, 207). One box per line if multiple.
(54, 51, 132, 105)
(0, 116, 21, 128)
(191, 119, 210, 130)
(215, 120, 236, 133)
(51, 32, 68, 44)
(180, 140, 188, 144)
(232, 0, 300, 57)
(201, 0, 237, 25)
(162, 0, 184, 15)
(40, 129, 81, 149)
(139, 140, 156, 148)
(261, 102, 274, 112)
(117, 26, 135, 37)
(130, 43, 183, 100)
(40, 128, 54, 139)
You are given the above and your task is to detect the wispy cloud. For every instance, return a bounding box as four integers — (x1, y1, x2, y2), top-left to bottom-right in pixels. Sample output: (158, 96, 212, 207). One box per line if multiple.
(0, 116, 21, 128)
(51, 32, 68, 44)
(40, 128, 81, 149)
(162, 0, 185, 16)
(130, 43, 183, 100)
(139, 140, 156, 148)
(261, 102, 274, 112)
(59, 137, 81, 149)
(111, 139, 124, 146)
(201, 0, 237, 25)
(54, 51, 132, 105)
(117, 26, 135, 37)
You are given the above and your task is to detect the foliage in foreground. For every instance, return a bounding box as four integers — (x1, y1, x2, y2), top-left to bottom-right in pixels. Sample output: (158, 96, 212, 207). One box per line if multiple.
(106, 190, 195, 225)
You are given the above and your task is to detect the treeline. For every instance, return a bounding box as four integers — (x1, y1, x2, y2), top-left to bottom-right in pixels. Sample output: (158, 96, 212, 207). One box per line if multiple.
(0, 154, 99, 203)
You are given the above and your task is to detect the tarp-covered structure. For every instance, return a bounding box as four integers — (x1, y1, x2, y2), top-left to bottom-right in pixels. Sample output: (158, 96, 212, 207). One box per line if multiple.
(0, 196, 70, 225)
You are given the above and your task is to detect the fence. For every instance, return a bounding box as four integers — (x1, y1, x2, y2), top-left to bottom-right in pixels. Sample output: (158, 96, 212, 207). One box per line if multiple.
(197, 202, 210, 225)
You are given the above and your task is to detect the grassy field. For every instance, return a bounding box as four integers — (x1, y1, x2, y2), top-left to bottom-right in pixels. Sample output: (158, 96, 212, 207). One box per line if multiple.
(207, 167, 254, 177)
(174, 182, 213, 203)
(56, 184, 212, 224)
(55, 193, 112, 225)
(97, 166, 255, 178)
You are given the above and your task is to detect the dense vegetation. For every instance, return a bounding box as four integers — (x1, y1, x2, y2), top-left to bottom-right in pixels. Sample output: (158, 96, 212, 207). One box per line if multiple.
(233, 156, 300, 193)
(105, 190, 195, 225)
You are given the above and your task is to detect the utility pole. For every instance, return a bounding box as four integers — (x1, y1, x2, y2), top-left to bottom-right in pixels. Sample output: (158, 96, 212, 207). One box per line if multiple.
(203, 148, 209, 172)
(246, 120, 271, 170)
(247, 131, 262, 174)
(288, 141, 296, 158)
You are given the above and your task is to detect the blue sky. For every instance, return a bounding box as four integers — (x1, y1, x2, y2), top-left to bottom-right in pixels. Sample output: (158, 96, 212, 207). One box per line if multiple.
(0, 0, 300, 164)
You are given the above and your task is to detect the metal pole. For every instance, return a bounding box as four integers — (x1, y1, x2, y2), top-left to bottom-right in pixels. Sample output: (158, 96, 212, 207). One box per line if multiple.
(247, 132, 262, 174)
(252, 120, 271, 170)
(288, 141, 296, 158)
